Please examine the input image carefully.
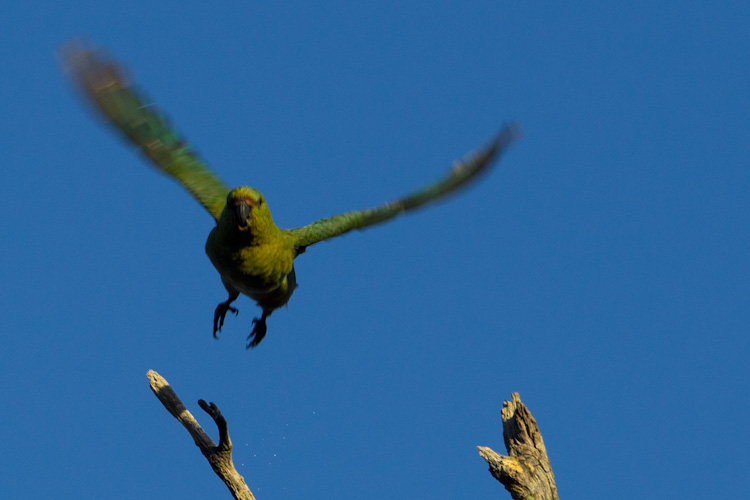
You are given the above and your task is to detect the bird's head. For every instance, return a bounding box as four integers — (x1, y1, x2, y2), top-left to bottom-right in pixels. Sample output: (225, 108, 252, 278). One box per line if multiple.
(224, 186, 274, 232)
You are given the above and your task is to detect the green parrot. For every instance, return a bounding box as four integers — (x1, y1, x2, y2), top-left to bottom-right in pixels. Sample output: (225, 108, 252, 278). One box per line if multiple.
(62, 43, 520, 348)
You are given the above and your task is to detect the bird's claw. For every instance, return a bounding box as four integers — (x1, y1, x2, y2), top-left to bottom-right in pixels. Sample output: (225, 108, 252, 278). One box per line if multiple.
(213, 302, 239, 338)
(246, 316, 268, 349)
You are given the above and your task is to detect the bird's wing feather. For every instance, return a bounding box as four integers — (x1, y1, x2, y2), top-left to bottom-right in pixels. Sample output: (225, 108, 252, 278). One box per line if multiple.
(61, 43, 230, 221)
(289, 123, 521, 250)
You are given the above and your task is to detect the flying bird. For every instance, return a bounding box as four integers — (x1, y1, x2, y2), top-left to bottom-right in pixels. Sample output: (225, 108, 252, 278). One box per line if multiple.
(62, 43, 520, 348)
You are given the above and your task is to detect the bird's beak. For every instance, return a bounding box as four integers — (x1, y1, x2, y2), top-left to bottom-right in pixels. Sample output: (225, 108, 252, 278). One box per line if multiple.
(235, 201, 252, 230)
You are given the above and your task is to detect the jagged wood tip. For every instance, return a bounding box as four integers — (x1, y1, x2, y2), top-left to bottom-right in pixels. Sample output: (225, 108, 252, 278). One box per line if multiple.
(478, 392, 559, 500)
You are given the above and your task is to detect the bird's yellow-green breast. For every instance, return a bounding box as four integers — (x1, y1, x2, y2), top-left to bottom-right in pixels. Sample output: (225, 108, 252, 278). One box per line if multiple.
(205, 186, 296, 294)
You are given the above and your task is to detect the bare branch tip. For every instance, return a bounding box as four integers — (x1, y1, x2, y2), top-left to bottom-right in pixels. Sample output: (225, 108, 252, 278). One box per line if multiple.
(198, 399, 220, 418)
(147, 369, 169, 391)
(477, 446, 501, 462)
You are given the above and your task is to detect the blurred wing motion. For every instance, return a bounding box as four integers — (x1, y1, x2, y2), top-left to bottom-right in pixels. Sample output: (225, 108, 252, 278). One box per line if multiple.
(61, 42, 230, 221)
(290, 122, 521, 250)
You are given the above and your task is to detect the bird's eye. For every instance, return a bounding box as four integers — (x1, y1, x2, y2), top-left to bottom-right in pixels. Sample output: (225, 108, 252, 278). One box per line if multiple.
(257, 198, 264, 206)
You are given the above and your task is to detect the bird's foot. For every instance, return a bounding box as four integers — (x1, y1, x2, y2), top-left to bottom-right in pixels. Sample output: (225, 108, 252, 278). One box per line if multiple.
(213, 301, 239, 338)
(246, 315, 268, 349)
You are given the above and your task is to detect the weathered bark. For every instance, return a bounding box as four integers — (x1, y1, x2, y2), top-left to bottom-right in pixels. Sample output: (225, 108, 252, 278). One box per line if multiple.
(148, 374, 555, 499)
(478, 393, 559, 500)
(147, 370, 255, 500)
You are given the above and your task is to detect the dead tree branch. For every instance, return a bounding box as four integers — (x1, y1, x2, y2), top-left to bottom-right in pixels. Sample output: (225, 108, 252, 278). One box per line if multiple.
(478, 392, 559, 500)
(147, 370, 255, 500)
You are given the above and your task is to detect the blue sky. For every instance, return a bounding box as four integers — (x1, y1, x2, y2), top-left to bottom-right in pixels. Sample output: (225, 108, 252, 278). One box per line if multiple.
(2, 2, 748, 499)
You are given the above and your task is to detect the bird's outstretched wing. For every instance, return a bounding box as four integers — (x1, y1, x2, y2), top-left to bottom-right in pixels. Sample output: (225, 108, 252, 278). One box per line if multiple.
(61, 42, 230, 221)
(289, 122, 521, 251)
